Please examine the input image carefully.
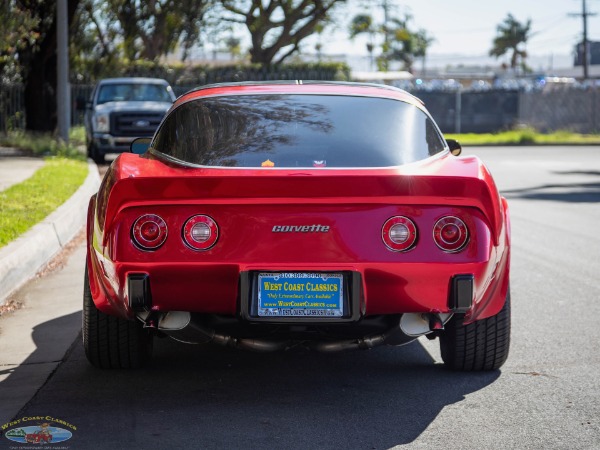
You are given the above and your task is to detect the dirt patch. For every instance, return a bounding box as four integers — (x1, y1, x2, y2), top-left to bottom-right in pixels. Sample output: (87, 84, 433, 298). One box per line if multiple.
(0, 298, 24, 316)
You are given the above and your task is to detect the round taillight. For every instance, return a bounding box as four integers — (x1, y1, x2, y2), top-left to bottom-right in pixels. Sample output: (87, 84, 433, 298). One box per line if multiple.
(183, 215, 218, 250)
(132, 214, 167, 250)
(433, 216, 469, 252)
(382, 216, 417, 252)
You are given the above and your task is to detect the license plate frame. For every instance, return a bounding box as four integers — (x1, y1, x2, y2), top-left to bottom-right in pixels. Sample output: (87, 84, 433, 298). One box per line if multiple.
(255, 272, 345, 318)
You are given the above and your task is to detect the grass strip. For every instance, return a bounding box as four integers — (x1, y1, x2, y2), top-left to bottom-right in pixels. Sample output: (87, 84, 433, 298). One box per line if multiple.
(446, 128, 600, 146)
(0, 158, 88, 248)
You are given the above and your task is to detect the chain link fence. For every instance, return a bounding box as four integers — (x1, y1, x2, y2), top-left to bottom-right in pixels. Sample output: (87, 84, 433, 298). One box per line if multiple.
(518, 89, 600, 133)
(400, 88, 600, 134)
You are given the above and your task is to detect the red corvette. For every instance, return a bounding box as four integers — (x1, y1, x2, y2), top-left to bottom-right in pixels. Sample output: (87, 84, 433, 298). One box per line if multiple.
(84, 82, 510, 371)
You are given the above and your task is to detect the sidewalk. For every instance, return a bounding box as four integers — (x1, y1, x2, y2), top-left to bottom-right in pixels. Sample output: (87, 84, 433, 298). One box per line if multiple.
(0, 152, 101, 304)
(0, 242, 85, 424)
(0, 155, 45, 191)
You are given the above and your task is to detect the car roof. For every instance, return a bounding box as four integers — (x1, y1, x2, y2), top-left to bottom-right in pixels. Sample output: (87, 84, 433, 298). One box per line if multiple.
(174, 81, 424, 109)
(97, 77, 171, 85)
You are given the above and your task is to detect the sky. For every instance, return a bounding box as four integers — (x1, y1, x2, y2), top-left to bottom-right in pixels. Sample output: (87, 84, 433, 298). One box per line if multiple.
(303, 0, 600, 71)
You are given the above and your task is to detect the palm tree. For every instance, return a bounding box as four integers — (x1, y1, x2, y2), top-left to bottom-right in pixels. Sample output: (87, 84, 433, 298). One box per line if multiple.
(388, 20, 434, 74)
(350, 12, 434, 73)
(413, 29, 435, 75)
(350, 14, 377, 70)
(489, 14, 532, 72)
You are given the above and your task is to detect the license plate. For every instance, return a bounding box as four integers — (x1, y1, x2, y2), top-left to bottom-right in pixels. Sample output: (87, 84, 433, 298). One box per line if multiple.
(257, 272, 344, 317)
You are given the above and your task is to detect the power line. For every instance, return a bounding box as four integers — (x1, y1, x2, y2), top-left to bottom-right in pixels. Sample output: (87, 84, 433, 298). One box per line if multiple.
(531, 16, 571, 37)
(528, 34, 579, 49)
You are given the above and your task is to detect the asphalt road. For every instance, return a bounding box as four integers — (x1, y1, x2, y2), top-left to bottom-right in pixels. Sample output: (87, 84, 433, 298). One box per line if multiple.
(4, 146, 600, 449)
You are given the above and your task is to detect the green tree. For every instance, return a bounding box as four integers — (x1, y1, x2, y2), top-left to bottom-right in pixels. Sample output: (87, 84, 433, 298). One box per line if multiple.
(389, 23, 434, 73)
(104, 0, 212, 61)
(489, 13, 532, 71)
(349, 14, 376, 70)
(220, 0, 345, 65)
(225, 36, 242, 60)
(314, 21, 326, 62)
(412, 29, 434, 74)
(384, 16, 412, 71)
(70, 0, 121, 79)
(0, 1, 40, 81)
(350, 11, 432, 73)
(6, 0, 80, 132)
(70, 0, 213, 77)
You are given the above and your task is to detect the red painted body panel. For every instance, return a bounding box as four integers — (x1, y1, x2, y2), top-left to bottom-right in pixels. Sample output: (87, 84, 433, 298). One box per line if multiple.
(86, 83, 510, 330)
(88, 152, 509, 325)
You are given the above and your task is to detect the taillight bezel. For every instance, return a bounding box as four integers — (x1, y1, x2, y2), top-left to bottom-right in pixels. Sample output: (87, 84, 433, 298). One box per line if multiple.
(382, 216, 418, 252)
(433, 216, 469, 253)
(131, 214, 168, 251)
(183, 215, 219, 251)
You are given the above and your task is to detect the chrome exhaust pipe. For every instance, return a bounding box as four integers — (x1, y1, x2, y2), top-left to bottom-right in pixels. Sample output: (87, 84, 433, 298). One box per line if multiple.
(398, 312, 453, 337)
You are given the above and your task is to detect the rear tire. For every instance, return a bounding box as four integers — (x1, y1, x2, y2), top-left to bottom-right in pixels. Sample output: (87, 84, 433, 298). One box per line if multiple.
(439, 289, 511, 371)
(83, 267, 152, 368)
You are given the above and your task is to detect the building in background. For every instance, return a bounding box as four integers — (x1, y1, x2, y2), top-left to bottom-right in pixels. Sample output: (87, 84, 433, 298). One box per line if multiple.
(574, 41, 600, 66)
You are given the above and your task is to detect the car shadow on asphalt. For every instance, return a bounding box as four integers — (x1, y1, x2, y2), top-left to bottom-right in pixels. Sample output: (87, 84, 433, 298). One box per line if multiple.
(503, 182, 600, 203)
(502, 170, 600, 203)
(8, 313, 500, 449)
(0, 312, 82, 428)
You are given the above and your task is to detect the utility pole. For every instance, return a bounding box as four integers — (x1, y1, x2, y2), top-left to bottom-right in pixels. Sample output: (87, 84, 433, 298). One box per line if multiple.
(56, 0, 70, 143)
(570, 0, 597, 80)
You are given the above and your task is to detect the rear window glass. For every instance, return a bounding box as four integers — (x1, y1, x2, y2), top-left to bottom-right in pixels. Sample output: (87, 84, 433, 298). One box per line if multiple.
(152, 94, 446, 168)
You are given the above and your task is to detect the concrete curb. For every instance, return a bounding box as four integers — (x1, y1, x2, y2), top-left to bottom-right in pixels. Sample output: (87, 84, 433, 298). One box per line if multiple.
(0, 160, 100, 305)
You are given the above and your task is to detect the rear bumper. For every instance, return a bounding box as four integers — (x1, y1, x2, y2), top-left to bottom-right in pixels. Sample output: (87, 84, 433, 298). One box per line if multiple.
(87, 252, 507, 325)
(130, 270, 473, 321)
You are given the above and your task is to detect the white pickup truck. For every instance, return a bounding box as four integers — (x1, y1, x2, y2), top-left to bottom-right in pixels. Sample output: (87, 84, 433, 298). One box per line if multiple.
(84, 77, 176, 163)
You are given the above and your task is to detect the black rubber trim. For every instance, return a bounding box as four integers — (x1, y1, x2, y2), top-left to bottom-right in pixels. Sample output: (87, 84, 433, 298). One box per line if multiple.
(450, 274, 474, 312)
(127, 273, 152, 311)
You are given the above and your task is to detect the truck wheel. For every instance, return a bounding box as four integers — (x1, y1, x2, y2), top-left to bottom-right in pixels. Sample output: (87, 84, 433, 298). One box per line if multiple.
(439, 290, 511, 371)
(83, 268, 152, 369)
(87, 142, 105, 164)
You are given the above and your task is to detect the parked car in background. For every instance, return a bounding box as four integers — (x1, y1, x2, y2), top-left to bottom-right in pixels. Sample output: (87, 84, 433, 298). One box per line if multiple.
(84, 81, 511, 372)
(84, 77, 175, 163)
